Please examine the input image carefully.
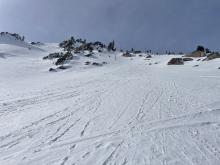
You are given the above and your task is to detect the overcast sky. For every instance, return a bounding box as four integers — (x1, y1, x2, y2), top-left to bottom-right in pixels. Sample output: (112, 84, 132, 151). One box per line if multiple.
(0, 0, 219, 52)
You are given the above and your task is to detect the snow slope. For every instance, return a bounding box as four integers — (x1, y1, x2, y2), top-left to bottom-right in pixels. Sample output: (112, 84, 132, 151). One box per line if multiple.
(0, 40, 220, 165)
(0, 33, 43, 52)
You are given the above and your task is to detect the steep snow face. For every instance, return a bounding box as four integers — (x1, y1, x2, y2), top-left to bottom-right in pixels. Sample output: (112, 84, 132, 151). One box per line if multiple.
(0, 41, 220, 165)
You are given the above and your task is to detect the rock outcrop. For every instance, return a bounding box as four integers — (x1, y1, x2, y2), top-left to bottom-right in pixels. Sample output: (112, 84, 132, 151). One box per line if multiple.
(186, 50, 206, 57)
(0, 32, 25, 41)
(167, 58, 184, 65)
(204, 52, 220, 61)
(122, 51, 134, 57)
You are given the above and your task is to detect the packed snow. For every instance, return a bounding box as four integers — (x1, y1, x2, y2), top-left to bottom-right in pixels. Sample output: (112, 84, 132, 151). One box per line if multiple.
(0, 35, 220, 165)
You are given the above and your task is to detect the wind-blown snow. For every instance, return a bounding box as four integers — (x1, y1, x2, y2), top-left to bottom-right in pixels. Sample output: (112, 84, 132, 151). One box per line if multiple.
(0, 39, 220, 165)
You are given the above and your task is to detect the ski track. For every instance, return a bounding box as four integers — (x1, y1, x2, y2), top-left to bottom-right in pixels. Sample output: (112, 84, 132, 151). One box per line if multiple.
(0, 57, 220, 165)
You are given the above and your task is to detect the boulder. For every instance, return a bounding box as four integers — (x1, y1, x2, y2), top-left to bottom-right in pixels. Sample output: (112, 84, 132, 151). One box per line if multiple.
(167, 58, 184, 65)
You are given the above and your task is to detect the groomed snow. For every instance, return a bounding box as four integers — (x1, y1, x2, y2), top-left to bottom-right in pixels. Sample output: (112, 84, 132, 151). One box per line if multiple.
(0, 41, 220, 165)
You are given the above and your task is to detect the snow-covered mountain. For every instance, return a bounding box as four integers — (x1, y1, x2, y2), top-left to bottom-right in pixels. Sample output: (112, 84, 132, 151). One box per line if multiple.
(0, 33, 220, 165)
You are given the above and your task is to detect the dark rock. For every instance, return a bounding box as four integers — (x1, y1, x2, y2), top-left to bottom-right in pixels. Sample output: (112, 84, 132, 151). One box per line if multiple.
(197, 59, 201, 61)
(134, 51, 142, 54)
(49, 68, 57, 72)
(102, 62, 107, 64)
(58, 66, 68, 70)
(167, 58, 184, 65)
(193, 65, 199, 67)
(204, 53, 220, 61)
(183, 57, 193, 61)
(92, 62, 102, 66)
(146, 55, 152, 58)
(31, 42, 43, 46)
(85, 61, 91, 65)
(78, 43, 94, 52)
(122, 52, 134, 57)
(93, 41, 105, 49)
(74, 50, 80, 54)
(55, 57, 66, 65)
(0, 32, 25, 41)
(43, 52, 63, 60)
(59, 36, 76, 51)
(85, 53, 93, 57)
(55, 52, 73, 65)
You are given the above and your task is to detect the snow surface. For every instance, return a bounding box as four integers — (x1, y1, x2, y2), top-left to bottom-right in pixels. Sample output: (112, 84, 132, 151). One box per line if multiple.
(0, 38, 220, 165)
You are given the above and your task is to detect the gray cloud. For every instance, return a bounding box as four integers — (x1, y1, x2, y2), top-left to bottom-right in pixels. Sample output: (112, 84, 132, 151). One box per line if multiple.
(0, 0, 220, 52)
